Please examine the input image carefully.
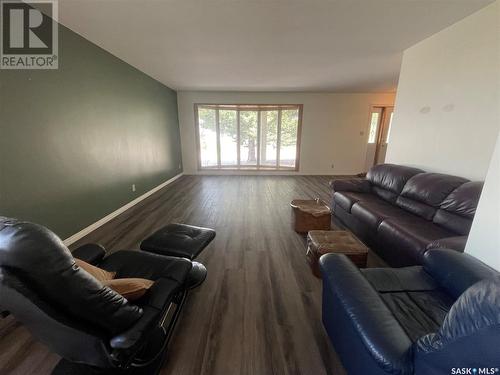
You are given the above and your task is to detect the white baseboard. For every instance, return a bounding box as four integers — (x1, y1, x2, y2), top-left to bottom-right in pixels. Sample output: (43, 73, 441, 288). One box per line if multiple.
(64, 173, 184, 246)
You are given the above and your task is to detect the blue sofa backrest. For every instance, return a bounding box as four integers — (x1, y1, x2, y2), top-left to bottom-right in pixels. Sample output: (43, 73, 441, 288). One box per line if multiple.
(423, 249, 499, 299)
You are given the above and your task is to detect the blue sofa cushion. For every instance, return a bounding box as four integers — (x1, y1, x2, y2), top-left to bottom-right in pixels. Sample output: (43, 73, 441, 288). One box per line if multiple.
(320, 253, 413, 375)
(362, 266, 454, 342)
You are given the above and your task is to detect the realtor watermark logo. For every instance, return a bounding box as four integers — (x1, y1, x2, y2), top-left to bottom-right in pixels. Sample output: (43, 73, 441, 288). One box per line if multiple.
(1, 0, 58, 69)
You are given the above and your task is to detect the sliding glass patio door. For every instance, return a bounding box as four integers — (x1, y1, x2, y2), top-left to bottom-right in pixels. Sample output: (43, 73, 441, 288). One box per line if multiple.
(195, 104, 302, 171)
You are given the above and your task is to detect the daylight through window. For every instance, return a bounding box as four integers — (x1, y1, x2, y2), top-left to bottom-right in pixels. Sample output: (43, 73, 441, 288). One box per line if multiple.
(195, 104, 302, 170)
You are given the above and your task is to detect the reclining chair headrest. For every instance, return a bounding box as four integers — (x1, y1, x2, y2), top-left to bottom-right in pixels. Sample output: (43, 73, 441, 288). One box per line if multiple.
(0, 217, 142, 335)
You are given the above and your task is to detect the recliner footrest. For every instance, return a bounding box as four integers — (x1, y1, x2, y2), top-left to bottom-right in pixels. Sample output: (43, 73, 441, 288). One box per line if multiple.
(140, 223, 215, 260)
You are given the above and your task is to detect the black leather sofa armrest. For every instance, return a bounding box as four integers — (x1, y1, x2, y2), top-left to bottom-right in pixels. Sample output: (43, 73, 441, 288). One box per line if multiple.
(426, 236, 467, 253)
(329, 178, 371, 193)
(320, 254, 413, 374)
(423, 249, 499, 299)
(72, 243, 106, 265)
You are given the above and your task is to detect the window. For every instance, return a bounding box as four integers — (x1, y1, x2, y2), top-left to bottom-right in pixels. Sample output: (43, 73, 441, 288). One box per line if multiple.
(195, 104, 302, 170)
(368, 112, 380, 143)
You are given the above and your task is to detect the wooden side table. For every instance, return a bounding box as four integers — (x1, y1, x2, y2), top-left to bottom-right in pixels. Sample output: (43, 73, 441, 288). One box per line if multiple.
(290, 199, 331, 234)
(306, 230, 369, 278)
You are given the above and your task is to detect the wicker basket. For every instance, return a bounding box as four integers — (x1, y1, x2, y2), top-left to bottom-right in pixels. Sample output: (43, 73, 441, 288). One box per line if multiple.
(290, 199, 331, 234)
(306, 230, 369, 278)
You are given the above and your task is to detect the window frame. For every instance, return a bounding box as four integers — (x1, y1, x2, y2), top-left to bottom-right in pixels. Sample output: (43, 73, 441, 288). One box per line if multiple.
(194, 103, 303, 171)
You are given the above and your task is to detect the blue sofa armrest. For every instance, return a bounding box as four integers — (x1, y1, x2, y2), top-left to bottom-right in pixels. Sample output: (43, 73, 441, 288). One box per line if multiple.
(423, 249, 499, 299)
(320, 254, 413, 375)
(329, 178, 371, 193)
(414, 276, 500, 373)
(72, 243, 106, 265)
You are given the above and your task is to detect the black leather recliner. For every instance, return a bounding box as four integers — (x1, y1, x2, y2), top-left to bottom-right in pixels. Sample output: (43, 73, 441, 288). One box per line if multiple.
(0, 217, 204, 373)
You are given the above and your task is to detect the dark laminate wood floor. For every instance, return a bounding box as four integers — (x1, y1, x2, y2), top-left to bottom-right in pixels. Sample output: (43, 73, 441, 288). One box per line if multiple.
(0, 175, 383, 375)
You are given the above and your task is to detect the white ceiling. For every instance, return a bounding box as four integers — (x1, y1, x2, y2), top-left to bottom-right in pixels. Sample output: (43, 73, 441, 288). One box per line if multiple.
(57, 0, 493, 92)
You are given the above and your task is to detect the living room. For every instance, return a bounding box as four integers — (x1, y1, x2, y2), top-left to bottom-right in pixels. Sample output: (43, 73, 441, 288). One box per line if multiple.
(0, 1, 499, 374)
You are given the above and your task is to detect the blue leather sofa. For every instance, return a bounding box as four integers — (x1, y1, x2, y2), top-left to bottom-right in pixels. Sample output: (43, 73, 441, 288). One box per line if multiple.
(320, 249, 500, 374)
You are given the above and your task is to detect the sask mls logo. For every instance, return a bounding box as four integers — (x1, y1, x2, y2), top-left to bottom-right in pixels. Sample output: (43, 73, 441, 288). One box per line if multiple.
(1, 0, 58, 69)
(451, 368, 500, 374)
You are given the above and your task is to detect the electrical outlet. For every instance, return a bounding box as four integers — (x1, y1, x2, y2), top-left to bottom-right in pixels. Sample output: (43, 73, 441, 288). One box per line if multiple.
(132, 184, 136, 192)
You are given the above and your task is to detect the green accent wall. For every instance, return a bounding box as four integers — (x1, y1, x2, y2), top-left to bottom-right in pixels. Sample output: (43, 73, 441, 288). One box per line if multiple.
(0, 24, 183, 239)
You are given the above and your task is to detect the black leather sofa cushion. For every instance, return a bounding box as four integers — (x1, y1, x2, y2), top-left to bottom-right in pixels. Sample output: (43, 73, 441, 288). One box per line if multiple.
(394, 173, 468, 221)
(432, 181, 484, 235)
(433, 209, 472, 236)
(400, 173, 469, 207)
(371, 186, 399, 204)
(440, 181, 483, 218)
(366, 164, 423, 203)
(0, 218, 142, 335)
(333, 192, 362, 213)
(377, 218, 454, 264)
(140, 223, 216, 260)
(394, 196, 436, 220)
(333, 192, 378, 213)
(351, 199, 416, 231)
(330, 179, 371, 193)
(366, 164, 424, 194)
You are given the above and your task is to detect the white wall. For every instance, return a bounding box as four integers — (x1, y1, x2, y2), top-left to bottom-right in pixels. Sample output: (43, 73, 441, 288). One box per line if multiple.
(178, 91, 395, 175)
(386, 1, 500, 180)
(465, 131, 500, 270)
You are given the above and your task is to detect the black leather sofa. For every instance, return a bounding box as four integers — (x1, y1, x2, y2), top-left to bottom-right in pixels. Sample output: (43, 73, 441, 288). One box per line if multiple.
(320, 249, 500, 375)
(331, 164, 483, 266)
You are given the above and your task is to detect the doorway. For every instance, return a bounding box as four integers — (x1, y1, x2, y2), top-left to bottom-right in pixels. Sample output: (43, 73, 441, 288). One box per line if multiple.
(364, 106, 394, 171)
